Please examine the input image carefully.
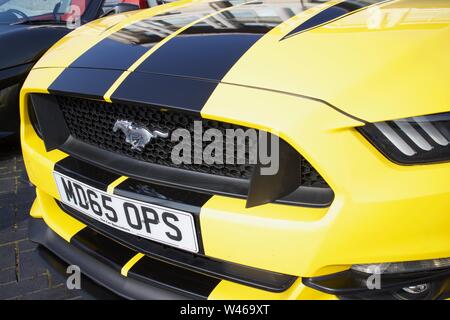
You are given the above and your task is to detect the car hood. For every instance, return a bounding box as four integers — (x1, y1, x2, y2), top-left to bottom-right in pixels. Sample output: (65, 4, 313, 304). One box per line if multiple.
(34, 0, 450, 122)
(0, 24, 69, 70)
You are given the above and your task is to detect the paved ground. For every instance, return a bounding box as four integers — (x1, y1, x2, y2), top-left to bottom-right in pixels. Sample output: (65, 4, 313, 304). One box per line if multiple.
(0, 143, 118, 300)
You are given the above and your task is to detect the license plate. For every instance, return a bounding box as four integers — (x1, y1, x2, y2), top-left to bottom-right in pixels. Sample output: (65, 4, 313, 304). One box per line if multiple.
(54, 172, 199, 253)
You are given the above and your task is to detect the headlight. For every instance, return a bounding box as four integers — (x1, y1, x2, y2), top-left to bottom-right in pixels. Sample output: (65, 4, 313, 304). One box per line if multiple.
(359, 112, 450, 164)
(303, 258, 450, 300)
(351, 257, 450, 274)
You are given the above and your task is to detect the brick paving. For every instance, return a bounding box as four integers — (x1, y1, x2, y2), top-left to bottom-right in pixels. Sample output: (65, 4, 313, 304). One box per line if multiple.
(0, 145, 118, 300)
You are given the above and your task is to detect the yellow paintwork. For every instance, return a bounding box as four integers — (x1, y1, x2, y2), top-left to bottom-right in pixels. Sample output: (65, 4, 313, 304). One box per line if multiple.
(20, 0, 450, 299)
(121, 253, 145, 277)
(209, 279, 338, 300)
(31, 190, 85, 242)
(221, 0, 450, 122)
(20, 68, 68, 201)
(200, 83, 450, 277)
(106, 176, 128, 194)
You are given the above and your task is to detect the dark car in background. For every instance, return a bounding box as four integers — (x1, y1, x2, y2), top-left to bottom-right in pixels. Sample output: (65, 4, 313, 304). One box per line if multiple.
(0, 0, 151, 147)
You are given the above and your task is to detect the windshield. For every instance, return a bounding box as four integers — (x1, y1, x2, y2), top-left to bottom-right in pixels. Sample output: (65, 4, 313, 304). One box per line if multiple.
(0, 0, 91, 25)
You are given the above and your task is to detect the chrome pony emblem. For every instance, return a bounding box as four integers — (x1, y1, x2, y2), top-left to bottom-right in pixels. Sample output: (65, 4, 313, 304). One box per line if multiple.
(113, 120, 168, 152)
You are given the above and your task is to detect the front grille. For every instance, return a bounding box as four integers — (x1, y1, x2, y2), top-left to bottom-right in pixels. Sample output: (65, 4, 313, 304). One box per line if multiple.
(57, 95, 328, 187)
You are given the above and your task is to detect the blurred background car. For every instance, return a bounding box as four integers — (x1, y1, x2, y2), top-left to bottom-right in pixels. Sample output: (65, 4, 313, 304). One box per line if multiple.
(0, 0, 154, 148)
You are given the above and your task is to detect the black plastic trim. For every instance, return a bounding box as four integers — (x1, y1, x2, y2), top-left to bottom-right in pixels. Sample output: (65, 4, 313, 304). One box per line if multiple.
(54, 156, 120, 192)
(114, 178, 212, 210)
(70, 226, 220, 300)
(303, 268, 450, 295)
(58, 201, 297, 293)
(60, 136, 333, 208)
(29, 94, 70, 151)
(27, 95, 43, 139)
(128, 255, 221, 300)
(71, 228, 136, 271)
(28, 218, 195, 300)
(246, 138, 301, 208)
(61, 135, 250, 197)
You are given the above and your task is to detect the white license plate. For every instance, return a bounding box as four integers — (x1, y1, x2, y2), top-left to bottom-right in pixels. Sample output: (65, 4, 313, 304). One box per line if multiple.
(54, 172, 199, 253)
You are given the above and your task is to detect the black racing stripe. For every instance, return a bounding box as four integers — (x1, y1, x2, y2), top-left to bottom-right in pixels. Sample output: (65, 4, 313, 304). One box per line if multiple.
(134, 33, 262, 81)
(283, 0, 387, 39)
(110, 72, 219, 112)
(132, 1, 326, 81)
(54, 156, 120, 192)
(66, 23, 167, 71)
(70, 37, 149, 70)
(65, 1, 237, 71)
(48, 68, 123, 100)
(116, 2, 303, 112)
(71, 227, 137, 272)
(113, 26, 261, 111)
(46, 1, 238, 99)
(128, 256, 220, 300)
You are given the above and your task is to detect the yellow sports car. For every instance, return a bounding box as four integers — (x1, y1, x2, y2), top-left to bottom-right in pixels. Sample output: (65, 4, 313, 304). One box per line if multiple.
(20, 0, 449, 300)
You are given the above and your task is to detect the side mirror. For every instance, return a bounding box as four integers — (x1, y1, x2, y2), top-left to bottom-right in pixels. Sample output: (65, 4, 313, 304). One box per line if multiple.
(101, 3, 140, 18)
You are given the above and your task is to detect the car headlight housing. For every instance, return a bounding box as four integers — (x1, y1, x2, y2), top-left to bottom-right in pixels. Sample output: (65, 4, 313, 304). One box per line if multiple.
(351, 257, 450, 274)
(359, 112, 450, 164)
(303, 258, 450, 300)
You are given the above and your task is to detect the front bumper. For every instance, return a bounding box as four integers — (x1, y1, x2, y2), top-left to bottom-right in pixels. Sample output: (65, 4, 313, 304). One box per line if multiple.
(28, 190, 327, 299)
(29, 217, 192, 300)
(21, 68, 450, 299)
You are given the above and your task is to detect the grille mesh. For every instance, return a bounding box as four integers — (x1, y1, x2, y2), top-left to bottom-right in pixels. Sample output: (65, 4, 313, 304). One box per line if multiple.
(57, 95, 328, 187)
